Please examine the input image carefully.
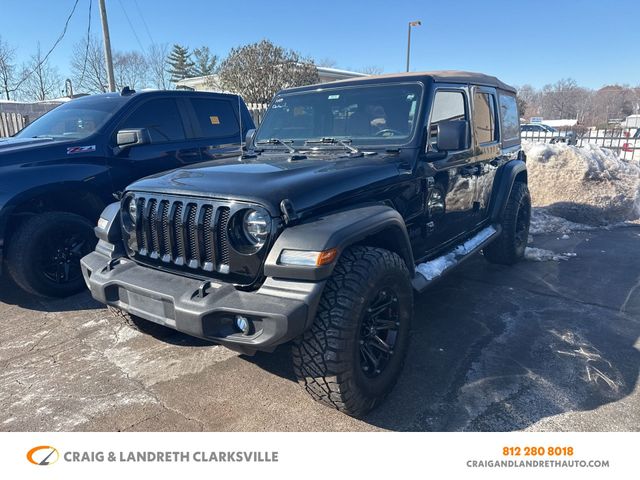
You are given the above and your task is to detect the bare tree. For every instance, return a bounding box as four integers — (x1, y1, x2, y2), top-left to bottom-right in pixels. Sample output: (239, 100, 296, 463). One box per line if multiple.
(316, 57, 337, 68)
(0, 35, 18, 100)
(70, 36, 108, 93)
(192, 46, 218, 76)
(147, 43, 171, 89)
(21, 43, 62, 101)
(359, 65, 383, 75)
(539, 79, 589, 120)
(113, 51, 149, 90)
(218, 40, 319, 104)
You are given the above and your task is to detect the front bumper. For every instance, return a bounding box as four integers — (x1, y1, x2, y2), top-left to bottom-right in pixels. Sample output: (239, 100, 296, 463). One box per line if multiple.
(81, 251, 325, 354)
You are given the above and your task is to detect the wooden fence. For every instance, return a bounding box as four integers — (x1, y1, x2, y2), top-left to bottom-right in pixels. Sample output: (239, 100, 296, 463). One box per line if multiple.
(0, 111, 27, 137)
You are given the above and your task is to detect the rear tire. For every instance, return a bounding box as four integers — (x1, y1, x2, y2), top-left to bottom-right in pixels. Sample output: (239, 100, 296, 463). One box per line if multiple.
(292, 246, 413, 417)
(484, 182, 531, 265)
(108, 306, 176, 338)
(6, 212, 97, 297)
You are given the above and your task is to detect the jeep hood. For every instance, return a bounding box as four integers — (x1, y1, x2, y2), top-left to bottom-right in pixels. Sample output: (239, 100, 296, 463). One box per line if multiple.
(128, 150, 414, 216)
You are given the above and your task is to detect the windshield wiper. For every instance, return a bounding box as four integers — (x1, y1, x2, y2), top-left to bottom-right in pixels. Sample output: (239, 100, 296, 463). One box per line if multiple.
(305, 137, 360, 154)
(255, 138, 297, 153)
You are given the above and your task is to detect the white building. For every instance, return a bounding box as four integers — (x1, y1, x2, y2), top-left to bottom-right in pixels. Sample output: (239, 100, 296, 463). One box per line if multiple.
(175, 66, 369, 93)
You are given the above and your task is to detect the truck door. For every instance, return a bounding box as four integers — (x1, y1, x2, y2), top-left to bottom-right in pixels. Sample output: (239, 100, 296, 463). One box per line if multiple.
(471, 87, 501, 223)
(183, 96, 249, 162)
(108, 97, 201, 191)
(418, 86, 478, 255)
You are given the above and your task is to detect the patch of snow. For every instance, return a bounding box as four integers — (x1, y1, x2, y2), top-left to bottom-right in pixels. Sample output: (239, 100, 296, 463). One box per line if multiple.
(524, 247, 575, 262)
(530, 208, 595, 235)
(417, 226, 496, 281)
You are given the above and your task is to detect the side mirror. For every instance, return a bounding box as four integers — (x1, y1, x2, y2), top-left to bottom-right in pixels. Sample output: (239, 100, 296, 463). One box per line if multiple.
(434, 120, 469, 152)
(244, 128, 256, 149)
(116, 128, 150, 149)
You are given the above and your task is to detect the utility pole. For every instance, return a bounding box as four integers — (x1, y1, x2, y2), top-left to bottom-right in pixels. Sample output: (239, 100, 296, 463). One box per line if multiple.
(98, 0, 116, 92)
(406, 20, 422, 72)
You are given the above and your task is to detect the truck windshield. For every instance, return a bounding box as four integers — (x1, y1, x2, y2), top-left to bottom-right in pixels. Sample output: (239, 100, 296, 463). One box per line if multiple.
(255, 83, 423, 148)
(15, 98, 123, 140)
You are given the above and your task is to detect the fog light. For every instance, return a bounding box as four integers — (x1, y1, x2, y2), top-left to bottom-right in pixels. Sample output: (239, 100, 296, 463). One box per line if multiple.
(235, 315, 250, 335)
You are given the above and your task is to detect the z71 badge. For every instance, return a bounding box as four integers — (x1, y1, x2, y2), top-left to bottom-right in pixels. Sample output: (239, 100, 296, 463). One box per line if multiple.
(67, 145, 96, 154)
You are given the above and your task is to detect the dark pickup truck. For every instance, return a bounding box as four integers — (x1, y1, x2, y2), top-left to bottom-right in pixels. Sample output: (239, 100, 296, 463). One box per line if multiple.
(82, 72, 530, 416)
(0, 89, 254, 297)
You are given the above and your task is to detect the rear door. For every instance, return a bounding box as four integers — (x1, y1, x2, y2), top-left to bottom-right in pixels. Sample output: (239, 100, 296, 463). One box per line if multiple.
(108, 97, 201, 191)
(184, 96, 246, 162)
(471, 86, 502, 222)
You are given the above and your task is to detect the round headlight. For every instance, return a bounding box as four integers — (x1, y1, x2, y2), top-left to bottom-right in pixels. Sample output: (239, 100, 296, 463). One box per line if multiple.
(127, 197, 137, 223)
(242, 209, 270, 247)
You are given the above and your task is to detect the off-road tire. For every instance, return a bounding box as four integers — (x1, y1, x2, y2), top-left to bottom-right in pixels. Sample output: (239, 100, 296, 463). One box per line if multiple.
(6, 212, 96, 297)
(108, 306, 176, 338)
(484, 181, 531, 265)
(292, 246, 413, 417)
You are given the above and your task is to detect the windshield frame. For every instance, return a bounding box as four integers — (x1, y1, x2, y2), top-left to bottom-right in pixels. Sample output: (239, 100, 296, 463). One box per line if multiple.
(254, 81, 426, 150)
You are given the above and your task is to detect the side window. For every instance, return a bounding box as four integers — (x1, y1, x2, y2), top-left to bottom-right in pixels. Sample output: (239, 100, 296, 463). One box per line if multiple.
(498, 93, 520, 142)
(429, 90, 468, 149)
(190, 98, 240, 139)
(119, 98, 185, 143)
(473, 92, 497, 144)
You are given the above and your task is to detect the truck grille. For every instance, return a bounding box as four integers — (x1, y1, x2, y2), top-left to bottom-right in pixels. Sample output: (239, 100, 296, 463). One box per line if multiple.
(129, 195, 232, 273)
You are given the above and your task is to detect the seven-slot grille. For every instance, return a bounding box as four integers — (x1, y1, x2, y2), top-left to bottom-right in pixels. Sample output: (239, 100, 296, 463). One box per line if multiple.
(130, 195, 231, 273)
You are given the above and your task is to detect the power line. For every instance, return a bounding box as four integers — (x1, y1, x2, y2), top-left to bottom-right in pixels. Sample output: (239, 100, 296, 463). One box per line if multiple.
(117, 0, 146, 52)
(78, 0, 93, 89)
(133, 0, 155, 46)
(14, 0, 81, 90)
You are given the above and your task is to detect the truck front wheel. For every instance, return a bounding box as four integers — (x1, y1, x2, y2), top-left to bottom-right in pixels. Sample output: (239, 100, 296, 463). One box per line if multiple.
(292, 246, 413, 417)
(6, 212, 96, 297)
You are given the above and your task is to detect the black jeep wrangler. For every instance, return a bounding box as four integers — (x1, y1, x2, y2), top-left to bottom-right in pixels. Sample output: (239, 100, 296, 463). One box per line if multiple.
(0, 89, 254, 297)
(81, 71, 530, 417)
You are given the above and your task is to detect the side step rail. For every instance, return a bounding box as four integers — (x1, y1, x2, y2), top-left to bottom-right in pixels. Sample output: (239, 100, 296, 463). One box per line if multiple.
(411, 225, 501, 293)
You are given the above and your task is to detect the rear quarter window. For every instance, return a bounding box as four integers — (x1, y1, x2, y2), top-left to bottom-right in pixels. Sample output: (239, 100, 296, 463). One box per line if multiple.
(190, 98, 241, 139)
(498, 93, 520, 144)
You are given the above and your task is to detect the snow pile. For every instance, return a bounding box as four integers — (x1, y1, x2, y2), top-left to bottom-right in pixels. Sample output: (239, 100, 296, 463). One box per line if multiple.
(524, 247, 576, 262)
(417, 226, 496, 280)
(523, 141, 640, 225)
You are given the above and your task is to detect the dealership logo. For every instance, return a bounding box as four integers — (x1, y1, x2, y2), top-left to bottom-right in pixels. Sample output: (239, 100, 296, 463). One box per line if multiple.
(26, 446, 60, 466)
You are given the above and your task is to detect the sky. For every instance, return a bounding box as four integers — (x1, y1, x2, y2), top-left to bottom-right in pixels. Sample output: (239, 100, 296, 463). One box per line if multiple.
(0, 0, 638, 90)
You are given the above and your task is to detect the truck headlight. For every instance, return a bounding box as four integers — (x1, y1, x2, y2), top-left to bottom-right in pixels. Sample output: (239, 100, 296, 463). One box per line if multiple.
(242, 209, 270, 247)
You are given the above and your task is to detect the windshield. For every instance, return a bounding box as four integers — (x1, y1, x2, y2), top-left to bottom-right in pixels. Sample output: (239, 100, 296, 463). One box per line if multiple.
(16, 98, 123, 140)
(255, 83, 423, 148)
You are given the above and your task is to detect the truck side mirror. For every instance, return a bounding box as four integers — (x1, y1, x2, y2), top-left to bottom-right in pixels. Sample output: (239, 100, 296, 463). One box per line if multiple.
(435, 120, 469, 152)
(116, 128, 150, 149)
(244, 128, 256, 149)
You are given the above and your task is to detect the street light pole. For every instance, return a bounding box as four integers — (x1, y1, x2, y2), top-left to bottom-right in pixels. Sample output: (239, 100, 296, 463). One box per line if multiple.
(98, 0, 116, 92)
(406, 20, 422, 72)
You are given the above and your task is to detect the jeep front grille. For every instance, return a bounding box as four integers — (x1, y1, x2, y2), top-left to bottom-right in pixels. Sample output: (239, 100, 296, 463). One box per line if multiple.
(129, 195, 232, 273)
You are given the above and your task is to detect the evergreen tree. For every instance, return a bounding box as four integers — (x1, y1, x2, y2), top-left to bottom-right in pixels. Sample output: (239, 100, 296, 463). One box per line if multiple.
(166, 44, 194, 83)
(192, 46, 218, 77)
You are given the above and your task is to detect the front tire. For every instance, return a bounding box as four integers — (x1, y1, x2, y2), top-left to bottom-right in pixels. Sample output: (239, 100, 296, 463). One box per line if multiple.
(484, 181, 531, 265)
(292, 246, 413, 417)
(6, 212, 97, 297)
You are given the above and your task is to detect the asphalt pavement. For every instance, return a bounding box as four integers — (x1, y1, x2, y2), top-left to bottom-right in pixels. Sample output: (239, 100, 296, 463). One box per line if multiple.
(1, 226, 638, 431)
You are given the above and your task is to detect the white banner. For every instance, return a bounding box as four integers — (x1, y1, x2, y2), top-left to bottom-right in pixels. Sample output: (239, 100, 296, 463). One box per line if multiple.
(0, 432, 635, 479)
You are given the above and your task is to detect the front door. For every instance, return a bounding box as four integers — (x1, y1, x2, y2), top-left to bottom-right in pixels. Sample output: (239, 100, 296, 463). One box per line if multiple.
(108, 97, 201, 192)
(418, 87, 477, 257)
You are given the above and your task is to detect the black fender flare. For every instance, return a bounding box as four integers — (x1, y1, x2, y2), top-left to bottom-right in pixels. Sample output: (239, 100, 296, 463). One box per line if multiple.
(489, 159, 528, 223)
(264, 205, 415, 281)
